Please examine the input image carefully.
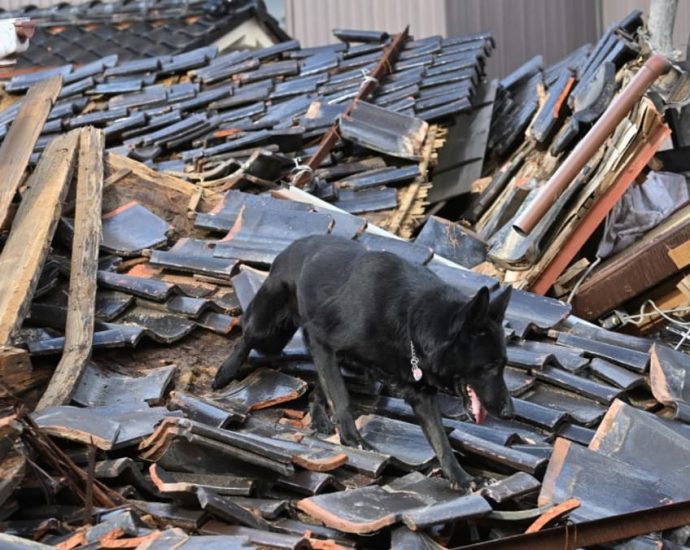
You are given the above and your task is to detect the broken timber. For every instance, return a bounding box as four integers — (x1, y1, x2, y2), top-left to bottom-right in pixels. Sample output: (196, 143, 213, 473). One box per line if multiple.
(0, 130, 79, 345)
(37, 128, 104, 409)
(0, 76, 62, 231)
(529, 110, 671, 295)
(291, 26, 410, 188)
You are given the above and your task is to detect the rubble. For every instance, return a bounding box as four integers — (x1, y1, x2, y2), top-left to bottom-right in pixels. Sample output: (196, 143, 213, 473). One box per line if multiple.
(0, 5, 689, 549)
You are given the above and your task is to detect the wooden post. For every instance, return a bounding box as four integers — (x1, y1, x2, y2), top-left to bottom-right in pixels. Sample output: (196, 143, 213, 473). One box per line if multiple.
(0, 131, 79, 345)
(0, 76, 62, 230)
(37, 128, 104, 410)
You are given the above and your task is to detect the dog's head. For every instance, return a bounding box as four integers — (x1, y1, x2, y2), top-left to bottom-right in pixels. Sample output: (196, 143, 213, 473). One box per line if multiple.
(422, 285, 514, 423)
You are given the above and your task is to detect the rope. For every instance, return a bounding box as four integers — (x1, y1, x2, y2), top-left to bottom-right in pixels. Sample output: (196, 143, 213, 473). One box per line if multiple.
(290, 157, 314, 184)
(567, 256, 602, 304)
(358, 68, 380, 92)
(563, 519, 577, 550)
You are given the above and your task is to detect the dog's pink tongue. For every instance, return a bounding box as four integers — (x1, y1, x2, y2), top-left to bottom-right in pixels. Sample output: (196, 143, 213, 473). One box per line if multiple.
(467, 385, 487, 424)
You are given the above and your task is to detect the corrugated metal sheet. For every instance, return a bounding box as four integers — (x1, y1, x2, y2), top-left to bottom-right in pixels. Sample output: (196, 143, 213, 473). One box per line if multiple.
(285, 0, 599, 78)
(444, 0, 599, 77)
(284, 0, 446, 47)
(602, 0, 690, 55)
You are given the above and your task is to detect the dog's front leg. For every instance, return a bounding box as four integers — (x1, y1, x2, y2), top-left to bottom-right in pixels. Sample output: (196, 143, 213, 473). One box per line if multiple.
(407, 390, 475, 492)
(213, 340, 251, 389)
(310, 341, 371, 450)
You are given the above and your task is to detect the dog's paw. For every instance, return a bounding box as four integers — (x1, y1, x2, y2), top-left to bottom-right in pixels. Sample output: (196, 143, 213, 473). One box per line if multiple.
(211, 371, 228, 390)
(355, 438, 376, 452)
(310, 411, 335, 435)
(339, 431, 375, 452)
(449, 479, 473, 493)
(444, 466, 476, 493)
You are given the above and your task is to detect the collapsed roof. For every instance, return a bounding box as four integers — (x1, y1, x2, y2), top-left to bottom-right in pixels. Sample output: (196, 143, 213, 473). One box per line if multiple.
(0, 8, 690, 550)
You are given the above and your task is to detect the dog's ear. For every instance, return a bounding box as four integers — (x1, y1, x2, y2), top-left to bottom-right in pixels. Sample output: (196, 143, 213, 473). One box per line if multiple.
(464, 286, 490, 327)
(489, 285, 512, 320)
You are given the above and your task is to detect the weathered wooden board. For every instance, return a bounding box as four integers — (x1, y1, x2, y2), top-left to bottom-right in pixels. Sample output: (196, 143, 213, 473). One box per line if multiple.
(0, 131, 79, 345)
(37, 128, 104, 410)
(0, 76, 62, 230)
(104, 153, 221, 234)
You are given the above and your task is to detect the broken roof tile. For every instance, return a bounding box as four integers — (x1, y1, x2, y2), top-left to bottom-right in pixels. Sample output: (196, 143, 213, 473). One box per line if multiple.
(72, 362, 176, 407)
(340, 100, 428, 161)
(212, 368, 308, 412)
(355, 415, 437, 471)
(539, 438, 673, 522)
(31, 406, 121, 450)
(297, 472, 465, 535)
(212, 206, 333, 265)
(101, 201, 171, 256)
(589, 400, 690, 500)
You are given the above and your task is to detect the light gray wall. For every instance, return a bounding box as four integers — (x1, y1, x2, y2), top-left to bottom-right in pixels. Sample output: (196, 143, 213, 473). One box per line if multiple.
(444, 0, 600, 77)
(284, 0, 447, 47)
(285, 0, 601, 78)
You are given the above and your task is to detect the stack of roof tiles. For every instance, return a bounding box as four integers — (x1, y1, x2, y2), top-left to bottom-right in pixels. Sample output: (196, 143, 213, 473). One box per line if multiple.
(0, 27, 493, 220)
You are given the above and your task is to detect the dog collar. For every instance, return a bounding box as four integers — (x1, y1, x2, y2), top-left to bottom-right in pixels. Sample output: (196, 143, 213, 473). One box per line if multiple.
(410, 341, 423, 381)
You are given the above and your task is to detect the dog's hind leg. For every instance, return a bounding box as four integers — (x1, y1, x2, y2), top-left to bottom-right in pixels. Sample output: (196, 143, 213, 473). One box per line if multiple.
(309, 385, 334, 435)
(213, 276, 298, 390)
(405, 389, 475, 492)
(309, 340, 371, 450)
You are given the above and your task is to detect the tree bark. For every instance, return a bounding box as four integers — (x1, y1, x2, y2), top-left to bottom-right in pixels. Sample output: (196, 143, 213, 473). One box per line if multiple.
(648, 0, 678, 56)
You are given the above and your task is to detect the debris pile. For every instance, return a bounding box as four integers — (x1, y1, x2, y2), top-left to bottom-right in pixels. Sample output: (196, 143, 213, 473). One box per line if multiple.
(452, 10, 690, 345)
(0, 8, 689, 550)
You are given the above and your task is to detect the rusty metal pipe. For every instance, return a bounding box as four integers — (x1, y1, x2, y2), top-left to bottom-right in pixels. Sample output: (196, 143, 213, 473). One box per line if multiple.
(458, 499, 690, 550)
(513, 53, 671, 235)
(290, 26, 409, 188)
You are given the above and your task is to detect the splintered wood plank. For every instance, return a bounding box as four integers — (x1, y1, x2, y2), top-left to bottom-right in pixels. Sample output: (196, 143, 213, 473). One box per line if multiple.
(0, 131, 79, 345)
(0, 76, 62, 230)
(38, 128, 104, 410)
(104, 153, 221, 234)
(0, 346, 34, 394)
(530, 115, 671, 296)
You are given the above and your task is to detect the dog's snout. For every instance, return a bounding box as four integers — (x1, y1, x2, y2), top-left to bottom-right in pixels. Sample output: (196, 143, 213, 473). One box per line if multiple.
(499, 399, 514, 419)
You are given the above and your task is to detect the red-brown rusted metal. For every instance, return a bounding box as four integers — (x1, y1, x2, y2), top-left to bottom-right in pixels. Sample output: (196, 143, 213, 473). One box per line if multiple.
(513, 53, 671, 235)
(529, 120, 671, 296)
(525, 498, 581, 533)
(290, 26, 410, 188)
(455, 499, 690, 550)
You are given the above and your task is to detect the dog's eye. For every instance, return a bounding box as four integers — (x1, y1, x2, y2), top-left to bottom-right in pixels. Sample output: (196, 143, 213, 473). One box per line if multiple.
(475, 330, 488, 338)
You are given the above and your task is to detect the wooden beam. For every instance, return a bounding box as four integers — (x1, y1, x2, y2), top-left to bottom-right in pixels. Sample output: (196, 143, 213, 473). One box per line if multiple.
(571, 202, 690, 320)
(0, 346, 33, 394)
(0, 131, 79, 345)
(0, 76, 62, 230)
(37, 128, 104, 410)
(104, 153, 221, 234)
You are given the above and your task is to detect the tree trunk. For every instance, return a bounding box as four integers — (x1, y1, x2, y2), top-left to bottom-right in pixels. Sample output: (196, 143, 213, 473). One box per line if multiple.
(648, 0, 678, 56)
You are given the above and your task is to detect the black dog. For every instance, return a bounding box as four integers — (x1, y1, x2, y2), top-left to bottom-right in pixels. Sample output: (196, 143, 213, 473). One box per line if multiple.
(213, 235, 514, 490)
